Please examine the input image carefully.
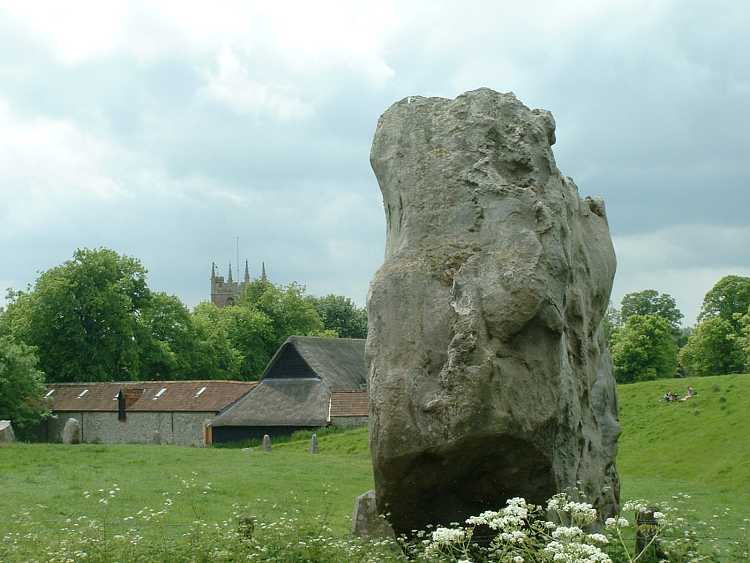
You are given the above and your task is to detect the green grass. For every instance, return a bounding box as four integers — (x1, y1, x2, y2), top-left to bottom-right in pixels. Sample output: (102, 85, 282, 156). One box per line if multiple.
(617, 373, 750, 533)
(0, 426, 372, 542)
(1, 374, 749, 553)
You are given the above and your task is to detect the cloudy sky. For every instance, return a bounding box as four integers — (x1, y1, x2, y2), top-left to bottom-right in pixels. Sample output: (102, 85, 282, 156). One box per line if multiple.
(1, 0, 748, 325)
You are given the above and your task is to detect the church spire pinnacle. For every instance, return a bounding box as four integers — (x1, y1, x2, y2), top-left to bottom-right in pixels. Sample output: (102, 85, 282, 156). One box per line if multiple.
(228, 262, 233, 283)
(261, 261, 267, 282)
(211, 261, 216, 280)
(244, 259, 250, 283)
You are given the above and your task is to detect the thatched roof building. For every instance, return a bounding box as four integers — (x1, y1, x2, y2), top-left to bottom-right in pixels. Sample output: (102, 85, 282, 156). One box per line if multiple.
(211, 336, 367, 443)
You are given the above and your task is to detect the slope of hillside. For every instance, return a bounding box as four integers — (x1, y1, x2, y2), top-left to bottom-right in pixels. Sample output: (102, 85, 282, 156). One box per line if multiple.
(617, 373, 750, 486)
(616, 373, 750, 530)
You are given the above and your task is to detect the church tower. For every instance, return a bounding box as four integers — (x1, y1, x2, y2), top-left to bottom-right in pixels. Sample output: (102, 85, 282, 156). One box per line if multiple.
(210, 260, 262, 307)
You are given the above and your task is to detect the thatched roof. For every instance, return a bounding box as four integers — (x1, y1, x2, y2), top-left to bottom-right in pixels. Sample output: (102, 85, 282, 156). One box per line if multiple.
(212, 336, 366, 428)
(211, 378, 329, 427)
(263, 336, 366, 390)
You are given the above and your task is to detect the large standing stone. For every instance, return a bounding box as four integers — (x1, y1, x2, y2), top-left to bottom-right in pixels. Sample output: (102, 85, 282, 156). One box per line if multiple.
(310, 433, 319, 454)
(352, 490, 396, 539)
(62, 418, 81, 445)
(0, 420, 15, 443)
(367, 88, 620, 535)
(262, 434, 272, 452)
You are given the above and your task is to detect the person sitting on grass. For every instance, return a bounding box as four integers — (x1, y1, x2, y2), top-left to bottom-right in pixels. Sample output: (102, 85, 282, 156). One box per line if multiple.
(663, 391, 678, 402)
(681, 386, 696, 401)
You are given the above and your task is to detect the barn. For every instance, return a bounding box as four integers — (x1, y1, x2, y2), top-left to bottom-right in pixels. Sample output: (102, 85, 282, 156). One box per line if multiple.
(43, 380, 256, 446)
(210, 336, 367, 443)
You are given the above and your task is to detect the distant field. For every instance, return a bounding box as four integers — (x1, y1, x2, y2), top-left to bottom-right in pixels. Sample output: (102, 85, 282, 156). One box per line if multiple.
(1, 374, 749, 556)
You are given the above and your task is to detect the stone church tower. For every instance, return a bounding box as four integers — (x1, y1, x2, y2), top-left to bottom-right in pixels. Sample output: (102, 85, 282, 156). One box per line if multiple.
(211, 261, 250, 307)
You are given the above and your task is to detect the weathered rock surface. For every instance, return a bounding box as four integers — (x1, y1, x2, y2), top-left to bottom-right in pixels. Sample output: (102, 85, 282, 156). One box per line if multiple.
(0, 420, 15, 443)
(62, 418, 81, 444)
(352, 490, 396, 539)
(366, 88, 620, 535)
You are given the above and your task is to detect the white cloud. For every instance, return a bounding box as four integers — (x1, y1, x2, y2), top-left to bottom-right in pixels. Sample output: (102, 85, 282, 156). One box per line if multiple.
(0, 99, 128, 234)
(203, 48, 313, 119)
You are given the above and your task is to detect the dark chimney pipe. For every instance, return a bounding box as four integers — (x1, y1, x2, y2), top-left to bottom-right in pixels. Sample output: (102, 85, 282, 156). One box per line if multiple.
(117, 389, 126, 421)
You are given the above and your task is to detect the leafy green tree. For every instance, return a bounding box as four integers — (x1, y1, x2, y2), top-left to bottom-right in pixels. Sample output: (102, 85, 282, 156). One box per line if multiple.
(191, 303, 244, 379)
(620, 289, 683, 329)
(611, 314, 678, 383)
(5, 248, 151, 382)
(138, 293, 202, 379)
(679, 316, 745, 377)
(698, 275, 750, 332)
(241, 280, 325, 341)
(741, 305, 750, 370)
(602, 305, 621, 347)
(310, 294, 368, 339)
(0, 336, 48, 430)
(219, 305, 276, 379)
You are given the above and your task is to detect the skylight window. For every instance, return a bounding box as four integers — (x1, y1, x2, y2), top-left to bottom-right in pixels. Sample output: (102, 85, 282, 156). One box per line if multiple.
(77, 389, 89, 398)
(194, 386, 207, 398)
(44, 389, 55, 398)
(153, 388, 167, 400)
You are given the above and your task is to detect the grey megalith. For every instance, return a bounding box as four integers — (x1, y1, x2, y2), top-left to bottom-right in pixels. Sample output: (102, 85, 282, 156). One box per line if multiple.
(366, 88, 620, 535)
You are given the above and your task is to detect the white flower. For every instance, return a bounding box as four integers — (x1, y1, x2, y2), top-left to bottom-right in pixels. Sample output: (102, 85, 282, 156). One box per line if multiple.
(430, 527, 465, 545)
(551, 526, 583, 540)
(587, 533, 609, 544)
(513, 557, 524, 563)
(653, 511, 665, 520)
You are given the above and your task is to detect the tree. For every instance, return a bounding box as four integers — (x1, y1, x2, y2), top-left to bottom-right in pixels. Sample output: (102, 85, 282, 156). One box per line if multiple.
(138, 292, 202, 379)
(698, 275, 750, 332)
(679, 316, 745, 377)
(5, 248, 151, 382)
(611, 314, 678, 383)
(0, 336, 47, 430)
(310, 294, 368, 339)
(191, 303, 244, 379)
(602, 304, 621, 347)
(241, 280, 326, 341)
(620, 290, 683, 329)
(740, 305, 750, 371)
(219, 305, 276, 379)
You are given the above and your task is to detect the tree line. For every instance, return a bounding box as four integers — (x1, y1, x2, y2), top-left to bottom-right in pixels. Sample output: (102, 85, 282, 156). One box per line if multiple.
(606, 275, 750, 383)
(0, 248, 367, 430)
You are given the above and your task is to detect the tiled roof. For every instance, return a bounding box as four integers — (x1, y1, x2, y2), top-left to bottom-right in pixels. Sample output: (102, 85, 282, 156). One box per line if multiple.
(330, 390, 368, 417)
(46, 381, 257, 413)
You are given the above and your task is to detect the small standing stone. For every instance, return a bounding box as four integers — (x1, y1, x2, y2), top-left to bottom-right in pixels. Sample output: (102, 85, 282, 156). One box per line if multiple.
(352, 490, 395, 539)
(152, 430, 162, 445)
(62, 418, 81, 444)
(635, 507, 667, 561)
(262, 434, 272, 452)
(310, 433, 319, 454)
(0, 420, 16, 443)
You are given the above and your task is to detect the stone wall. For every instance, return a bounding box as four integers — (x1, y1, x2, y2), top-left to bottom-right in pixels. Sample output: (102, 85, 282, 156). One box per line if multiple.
(46, 412, 214, 446)
(331, 416, 368, 428)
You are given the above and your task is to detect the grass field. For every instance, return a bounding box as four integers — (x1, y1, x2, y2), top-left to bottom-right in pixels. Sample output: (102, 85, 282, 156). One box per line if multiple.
(1, 374, 748, 558)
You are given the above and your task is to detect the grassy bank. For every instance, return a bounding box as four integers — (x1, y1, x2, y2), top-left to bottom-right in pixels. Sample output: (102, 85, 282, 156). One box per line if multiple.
(1, 374, 749, 559)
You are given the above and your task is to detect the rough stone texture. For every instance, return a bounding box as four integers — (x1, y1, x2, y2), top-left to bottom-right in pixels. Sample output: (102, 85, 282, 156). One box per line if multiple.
(62, 418, 81, 444)
(0, 420, 15, 443)
(310, 433, 319, 454)
(46, 412, 216, 446)
(352, 490, 396, 539)
(262, 434, 272, 452)
(367, 88, 620, 535)
(152, 430, 162, 445)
